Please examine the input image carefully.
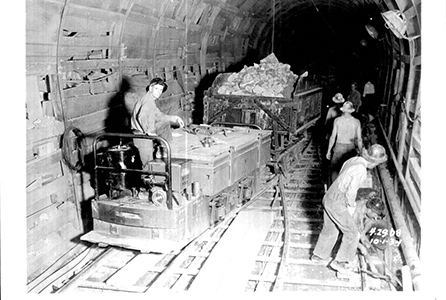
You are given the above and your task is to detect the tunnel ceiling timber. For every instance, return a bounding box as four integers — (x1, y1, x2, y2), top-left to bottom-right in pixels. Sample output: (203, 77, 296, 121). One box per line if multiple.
(26, 0, 420, 104)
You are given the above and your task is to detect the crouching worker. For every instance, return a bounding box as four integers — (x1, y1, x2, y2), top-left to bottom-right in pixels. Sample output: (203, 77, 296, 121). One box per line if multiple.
(131, 78, 184, 168)
(352, 189, 387, 250)
(311, 144, 387, 277)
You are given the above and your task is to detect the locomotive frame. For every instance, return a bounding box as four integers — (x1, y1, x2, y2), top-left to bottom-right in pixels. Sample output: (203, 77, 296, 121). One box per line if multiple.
(81, 127, 272, 253)
(81, 133, 211, 253)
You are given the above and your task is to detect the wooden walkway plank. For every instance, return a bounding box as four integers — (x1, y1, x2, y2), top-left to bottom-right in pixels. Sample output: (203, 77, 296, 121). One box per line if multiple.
(189, 209, 273, 292)
(105, 253, 164, 287)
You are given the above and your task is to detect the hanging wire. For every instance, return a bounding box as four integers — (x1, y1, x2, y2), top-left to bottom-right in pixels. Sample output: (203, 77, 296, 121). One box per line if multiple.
(272, 0, 275, 53)
(400, 96, 421, 123)
(310, 0, 358, 58)
(55, 0, 69, 124)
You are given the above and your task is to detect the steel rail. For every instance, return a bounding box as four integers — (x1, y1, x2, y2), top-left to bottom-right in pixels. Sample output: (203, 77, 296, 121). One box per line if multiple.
(255, 130, 387, 291)
(270, 132, 314, 291)
(54, 247, 119, 293)
(42, 125, 401, 293)
(271, 174, 289, 291)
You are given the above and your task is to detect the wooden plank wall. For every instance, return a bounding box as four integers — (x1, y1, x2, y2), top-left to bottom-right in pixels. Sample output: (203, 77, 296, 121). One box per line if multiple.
(26, 0, 81, 284)
(379, 0, 422, 254)
(120, 0, 257, 124)
(26, 0, 131, 283)
(26, 0, 260, 284)
(395, 2, 421, 253)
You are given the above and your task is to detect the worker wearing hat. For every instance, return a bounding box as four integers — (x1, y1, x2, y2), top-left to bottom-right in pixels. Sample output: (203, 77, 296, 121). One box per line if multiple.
(325, 93, 345, 140)
(311, 144, 388, 277)
(131, 77, 184, 167)
(322, 93, 346, 181)
(326, 101, 363, 185)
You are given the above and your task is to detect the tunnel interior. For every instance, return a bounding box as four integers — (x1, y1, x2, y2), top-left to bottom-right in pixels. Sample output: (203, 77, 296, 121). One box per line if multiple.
(218, 1, 392, 108)
(274, 6, 385, 82)
(192, 1, 392, 116)
(177, 0, 401, 125)
(20, 0, 426, 290)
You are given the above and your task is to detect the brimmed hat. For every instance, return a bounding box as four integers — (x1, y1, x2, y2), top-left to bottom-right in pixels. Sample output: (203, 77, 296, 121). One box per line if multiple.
(340, 101, 355, 113)
(362, 144, 388, 164)
(148, 77, 168, 93)
(332, 93, 345, 103)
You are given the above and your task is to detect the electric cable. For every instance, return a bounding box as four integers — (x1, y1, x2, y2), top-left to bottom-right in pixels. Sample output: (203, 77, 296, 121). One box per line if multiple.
(272, 0, 275, 53)
(400, 96, 420, 123)
(28, 246, 92, 293)
(28, 3, 87, 291)
(393, 93, 420, 124)
(61, 126, 87, 171)
(60, 125, 86, 237)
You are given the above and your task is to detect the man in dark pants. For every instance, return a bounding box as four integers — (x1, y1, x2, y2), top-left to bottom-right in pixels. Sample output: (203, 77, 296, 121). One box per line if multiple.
(347, 82, 362, 114)
(362, 80, 376, 117)
(131, 78, 184, 168)
(311, 144, 388, 277)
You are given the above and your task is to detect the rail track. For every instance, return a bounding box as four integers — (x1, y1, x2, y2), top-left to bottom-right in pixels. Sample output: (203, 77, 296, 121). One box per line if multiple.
(34, 128, 394, 293)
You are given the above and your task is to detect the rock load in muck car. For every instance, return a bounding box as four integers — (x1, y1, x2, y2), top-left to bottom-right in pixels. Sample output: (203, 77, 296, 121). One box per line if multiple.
(216, 53, 298, 98)
(204, 53, 323, 151)
(81, 125, 271, 253)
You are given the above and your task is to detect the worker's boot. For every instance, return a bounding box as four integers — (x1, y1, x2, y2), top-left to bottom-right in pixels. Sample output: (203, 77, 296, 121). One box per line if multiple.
(330, 260, 357, 278)
(310, 254, 331, 266)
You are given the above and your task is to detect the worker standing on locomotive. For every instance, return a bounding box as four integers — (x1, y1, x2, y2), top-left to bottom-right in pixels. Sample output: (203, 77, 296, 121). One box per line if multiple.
(326, 101, 363, 185)
(311, 144, 387, 277)
(131, 77, 185, 168)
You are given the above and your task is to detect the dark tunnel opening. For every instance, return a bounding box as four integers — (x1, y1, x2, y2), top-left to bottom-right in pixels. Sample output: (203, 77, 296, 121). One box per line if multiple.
(253, 4, 388, 98)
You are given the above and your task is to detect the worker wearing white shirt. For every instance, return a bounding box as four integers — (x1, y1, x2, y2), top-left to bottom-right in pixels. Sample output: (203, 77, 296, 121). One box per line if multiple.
(363, 81, 375, 96)
(362, 81, 375, 116)
(311, 144, 387, 277)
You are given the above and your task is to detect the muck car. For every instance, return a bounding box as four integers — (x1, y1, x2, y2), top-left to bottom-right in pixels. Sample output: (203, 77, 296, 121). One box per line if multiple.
(203, 72, 323, 151)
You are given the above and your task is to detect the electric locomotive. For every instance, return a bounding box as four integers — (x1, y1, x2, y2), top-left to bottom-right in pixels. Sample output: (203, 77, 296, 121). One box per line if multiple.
(81, 125, 271, 253)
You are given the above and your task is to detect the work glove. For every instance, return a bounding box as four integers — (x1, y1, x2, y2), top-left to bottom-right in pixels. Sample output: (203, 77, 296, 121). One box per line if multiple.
(176, 116, 185, 128)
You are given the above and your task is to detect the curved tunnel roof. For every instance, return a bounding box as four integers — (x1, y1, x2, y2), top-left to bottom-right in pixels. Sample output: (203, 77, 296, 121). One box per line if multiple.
(20, 0, 423, 134)
(25, 0, 420, 78)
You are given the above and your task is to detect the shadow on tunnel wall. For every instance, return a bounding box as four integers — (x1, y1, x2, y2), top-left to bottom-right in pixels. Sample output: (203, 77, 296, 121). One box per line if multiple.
(79, 77, 138, 233)
(192, 49, 260, 124)
(104, 77, 133, 135)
